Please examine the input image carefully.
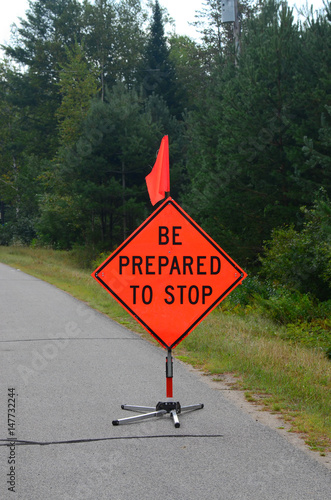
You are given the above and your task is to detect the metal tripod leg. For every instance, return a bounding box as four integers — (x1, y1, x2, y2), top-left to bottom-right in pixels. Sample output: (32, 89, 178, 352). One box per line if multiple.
(170, 409, 180, 428)
(180, 404, 204, 412)
(112, 409, 167, 426)
(170, 403, 204, 428)
(121, 405, 156, 413)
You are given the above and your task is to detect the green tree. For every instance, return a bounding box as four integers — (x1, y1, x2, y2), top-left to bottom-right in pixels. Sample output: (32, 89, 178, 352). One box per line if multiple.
(259, 190, 331, 300)
(56, 43, 99, 147)
(38, 84, 162, 249)
(83, 0, 147, 98)
(1, 0, 85, 157)
(0, 61, 40, 244)
(183, 0, 331, 263)
(303, 105, 331, 194)
(169, 35, 205, 110)
(0, 1, 86, 244)
(0, 61, 19, 207)
(141, 1, 182, 117)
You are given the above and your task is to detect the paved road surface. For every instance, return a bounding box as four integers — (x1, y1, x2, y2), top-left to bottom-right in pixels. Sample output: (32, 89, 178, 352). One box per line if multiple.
(0, 262, 330, 499)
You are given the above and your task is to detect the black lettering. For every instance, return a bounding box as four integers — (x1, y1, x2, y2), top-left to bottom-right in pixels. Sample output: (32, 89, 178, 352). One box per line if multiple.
(132, 256, 143, 274)
(119, 256, 129, 274)
(172, 226, 182, 245)
(197, 256, 207, 274)
(159, 256, 169, 274)
(178, 285, 186, 304)
(164, 285, 175, 304)
(159, 226, 182, 245)
(183, 256, 193, 274)
(188, 286, 199, 304)
(130, 285, 153, 304)
(211, 256, 221, 274)
(130, 285, 139, 304)
(202, 286, 212, 303)
(159, 226, 169, 245)
(142, 286, 153, 304)
(145, 256, 155, 274)
(169, 256, 181, 275)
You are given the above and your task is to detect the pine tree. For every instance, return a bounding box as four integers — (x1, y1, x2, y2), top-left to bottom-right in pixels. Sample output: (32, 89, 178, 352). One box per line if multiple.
(56, 43, 99, 147)
(2, 0, 85, 157)
(141, 1, 181, 117)
(83, 0, 146, 98)
(0, 61, 41, 244)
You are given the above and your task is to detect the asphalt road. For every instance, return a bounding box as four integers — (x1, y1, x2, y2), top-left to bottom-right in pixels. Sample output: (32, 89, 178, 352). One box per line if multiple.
(0, 262, 330, 499)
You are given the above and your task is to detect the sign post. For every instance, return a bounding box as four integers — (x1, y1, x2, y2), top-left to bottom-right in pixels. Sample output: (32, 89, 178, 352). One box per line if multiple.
(92, 198, 247, 427)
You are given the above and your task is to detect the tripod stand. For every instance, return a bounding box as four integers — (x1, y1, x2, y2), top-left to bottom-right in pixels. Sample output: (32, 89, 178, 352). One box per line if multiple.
(112, 349, 204, 428)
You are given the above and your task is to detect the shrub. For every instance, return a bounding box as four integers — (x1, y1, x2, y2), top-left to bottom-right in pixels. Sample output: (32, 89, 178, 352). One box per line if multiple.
(254, 288, 315, 324)
(0, 217, 37, 246)
(0, 223, 13, 246)
(259, 190, 331, 301)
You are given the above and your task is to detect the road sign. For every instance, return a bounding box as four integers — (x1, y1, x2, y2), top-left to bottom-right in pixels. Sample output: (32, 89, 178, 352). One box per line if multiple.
(92, 198, 247, 349)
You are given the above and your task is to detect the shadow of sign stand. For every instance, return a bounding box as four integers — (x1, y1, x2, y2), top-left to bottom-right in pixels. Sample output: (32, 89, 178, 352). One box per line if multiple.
(92, 198, 247, 427)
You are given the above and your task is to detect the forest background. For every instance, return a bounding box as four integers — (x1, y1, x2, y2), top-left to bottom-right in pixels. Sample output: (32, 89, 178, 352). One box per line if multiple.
(0, 0, 330, 356)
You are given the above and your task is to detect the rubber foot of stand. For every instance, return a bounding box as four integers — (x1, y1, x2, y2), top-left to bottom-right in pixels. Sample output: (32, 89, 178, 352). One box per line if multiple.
(112, 420, 119, 426)
(175, 422, 180, 428)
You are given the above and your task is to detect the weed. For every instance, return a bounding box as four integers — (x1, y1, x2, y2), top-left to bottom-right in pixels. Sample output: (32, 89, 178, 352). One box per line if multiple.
(245, 392, 258, 403)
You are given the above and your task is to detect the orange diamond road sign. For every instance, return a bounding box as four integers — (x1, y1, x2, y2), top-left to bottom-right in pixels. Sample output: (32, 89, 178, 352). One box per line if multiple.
(92, 198, 247, 349)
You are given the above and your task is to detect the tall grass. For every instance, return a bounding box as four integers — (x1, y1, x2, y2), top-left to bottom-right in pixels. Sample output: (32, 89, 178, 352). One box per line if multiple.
(179, 312, 331, 451)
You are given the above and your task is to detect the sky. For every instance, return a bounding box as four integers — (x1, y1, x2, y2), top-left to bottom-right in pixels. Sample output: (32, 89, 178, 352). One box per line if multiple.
(0, 0, 327, 48)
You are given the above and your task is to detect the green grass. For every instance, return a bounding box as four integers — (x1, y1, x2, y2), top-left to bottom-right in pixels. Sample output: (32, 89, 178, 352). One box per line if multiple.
(1, 245, 330, 453)
(178, 312, 331, 452)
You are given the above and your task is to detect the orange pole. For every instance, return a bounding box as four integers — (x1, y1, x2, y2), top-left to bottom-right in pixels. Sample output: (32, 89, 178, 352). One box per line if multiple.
(166, 376, 173, 398)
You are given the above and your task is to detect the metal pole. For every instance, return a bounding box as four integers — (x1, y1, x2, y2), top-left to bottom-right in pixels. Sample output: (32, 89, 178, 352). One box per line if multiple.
(166, 348, 173, 398)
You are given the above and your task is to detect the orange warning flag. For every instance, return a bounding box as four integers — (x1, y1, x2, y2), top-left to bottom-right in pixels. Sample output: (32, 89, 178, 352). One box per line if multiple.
(145, 135, 170, 205)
